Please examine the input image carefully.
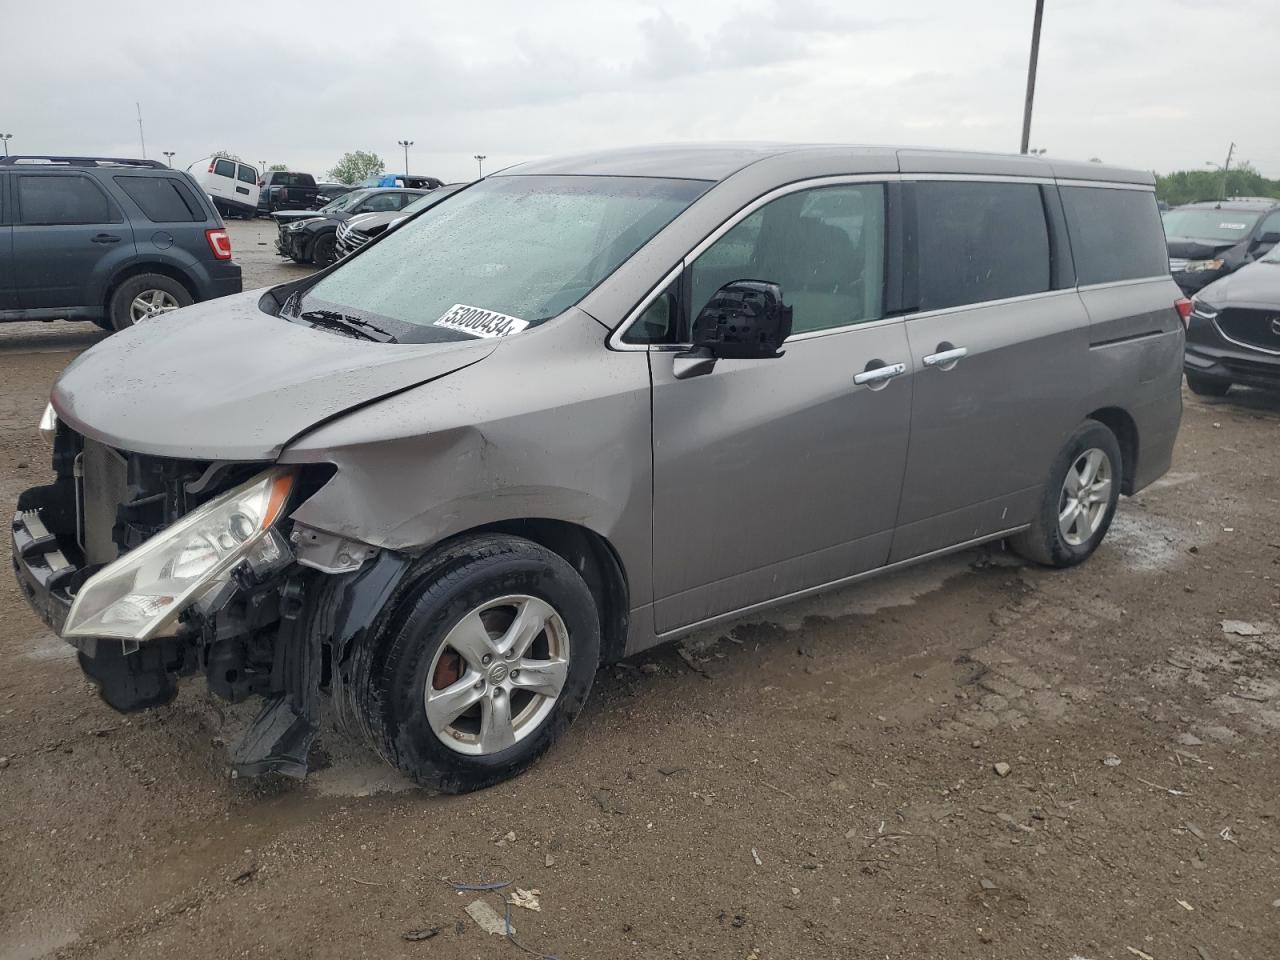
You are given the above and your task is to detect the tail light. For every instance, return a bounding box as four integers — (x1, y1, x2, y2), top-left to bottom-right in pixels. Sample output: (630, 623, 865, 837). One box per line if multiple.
(1174, 297, 1193, 328)
(208, 161, 215, 173)
(205, 228, 232, 261)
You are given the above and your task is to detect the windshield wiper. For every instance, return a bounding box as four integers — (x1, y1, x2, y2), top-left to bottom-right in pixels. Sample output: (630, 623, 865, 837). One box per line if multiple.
(297, 308, 399, 343)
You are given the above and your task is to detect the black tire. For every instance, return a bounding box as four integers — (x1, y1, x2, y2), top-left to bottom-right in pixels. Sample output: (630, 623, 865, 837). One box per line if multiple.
(339, 535, 601, 793)
(1008, 419, 1123, 568)
(107, 273, 193, 332)
(310, 232, 337, 266)
(1185, 371, 1232, 397)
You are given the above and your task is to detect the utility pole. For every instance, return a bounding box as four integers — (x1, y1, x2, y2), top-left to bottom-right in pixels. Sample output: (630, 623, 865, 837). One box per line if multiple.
(0, 134, 11, 157)
(162, 150, 175, 167)
(474, 154, 487, 177)
(1219, 142, 1235, 200)
(1019, 0, 1046, 155)
(398, 140, 414, 175)
(136, 102, 147, 159)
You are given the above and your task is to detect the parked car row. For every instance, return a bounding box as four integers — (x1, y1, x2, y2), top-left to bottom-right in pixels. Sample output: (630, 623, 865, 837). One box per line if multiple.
(185, 156, 439, 220)
(273, 187, 434, 265)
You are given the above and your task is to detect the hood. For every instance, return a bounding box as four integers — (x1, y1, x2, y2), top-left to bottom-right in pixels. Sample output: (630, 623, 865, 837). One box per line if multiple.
(1196, 259, 1280, 308)
(273, 210, 323, 224)
(1166, 237, 1235, 259)
(51, 291, 498, 461)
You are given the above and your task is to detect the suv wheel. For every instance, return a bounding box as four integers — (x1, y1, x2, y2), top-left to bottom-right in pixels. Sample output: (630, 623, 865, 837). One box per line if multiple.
(340, 535, 601, 793)
(1185, 372, 1232, 397)
(108, 274, 193, 331)
(1009, 420, 1122, 568)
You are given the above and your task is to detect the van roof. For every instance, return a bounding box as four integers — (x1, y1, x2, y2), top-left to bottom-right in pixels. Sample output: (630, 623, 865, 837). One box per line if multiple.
(498, 143, 1154, 186)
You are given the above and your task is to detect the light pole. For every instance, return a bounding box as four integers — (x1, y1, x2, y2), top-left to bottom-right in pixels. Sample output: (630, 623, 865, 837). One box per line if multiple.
(1019, 0, 1046, 154)
(474, 154, 487, 177)
(0, 134, 11, 157)
(162, 151, 175, 167)
(1028, 147, 1047, 156)
(259, 160, 267, 173)
(398, 140, 414, 175)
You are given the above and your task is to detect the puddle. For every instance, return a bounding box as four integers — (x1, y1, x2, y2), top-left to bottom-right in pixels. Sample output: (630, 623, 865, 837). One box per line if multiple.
(1105, 510, 1191, 573)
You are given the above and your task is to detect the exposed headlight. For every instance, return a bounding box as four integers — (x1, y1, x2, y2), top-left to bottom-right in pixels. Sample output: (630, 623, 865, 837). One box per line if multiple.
(1182, 259, 1225, 273)
(38, 402, 57, 444)
(63, 469, 295, 642)
(286, 218, 321, 231)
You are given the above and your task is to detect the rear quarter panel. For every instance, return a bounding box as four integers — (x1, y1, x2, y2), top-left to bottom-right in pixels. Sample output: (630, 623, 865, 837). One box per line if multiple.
(1079, 277, 1185, 491)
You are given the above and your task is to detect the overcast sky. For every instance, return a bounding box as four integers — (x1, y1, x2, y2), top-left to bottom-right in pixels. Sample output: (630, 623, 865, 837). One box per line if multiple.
(5, 0, 1277, 183)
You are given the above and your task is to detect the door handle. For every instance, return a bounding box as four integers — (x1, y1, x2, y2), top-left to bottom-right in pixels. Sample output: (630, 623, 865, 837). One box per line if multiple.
(91, 234, 122, 244)
(922, 346, 968, 369)
(853, 361, 906, 386)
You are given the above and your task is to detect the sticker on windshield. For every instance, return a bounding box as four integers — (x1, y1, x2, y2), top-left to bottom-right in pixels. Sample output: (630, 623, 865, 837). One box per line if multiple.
(1219, 222, 1247, 230)
(432, 304, 529, 339)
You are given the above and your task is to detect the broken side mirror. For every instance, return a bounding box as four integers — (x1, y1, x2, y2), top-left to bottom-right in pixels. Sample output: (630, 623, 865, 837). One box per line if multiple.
(688, 280, 792, 360)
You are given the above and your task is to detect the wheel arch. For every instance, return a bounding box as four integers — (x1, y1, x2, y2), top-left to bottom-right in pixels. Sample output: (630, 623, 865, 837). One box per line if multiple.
(465, 518, 630, 665)
(1086, 406, 1138, 495)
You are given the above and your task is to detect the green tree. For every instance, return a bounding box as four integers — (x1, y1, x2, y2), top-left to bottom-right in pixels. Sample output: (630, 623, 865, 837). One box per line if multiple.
(267, 163, 288, 172)
(212, 149, 243, 162)
(327, 150, 385, 185)
(1155, 161, 1280, 206)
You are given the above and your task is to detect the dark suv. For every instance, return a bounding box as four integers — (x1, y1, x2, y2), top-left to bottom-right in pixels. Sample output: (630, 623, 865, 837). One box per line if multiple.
(0, 156, 243, 331)
(1163, 197, 1280, 295)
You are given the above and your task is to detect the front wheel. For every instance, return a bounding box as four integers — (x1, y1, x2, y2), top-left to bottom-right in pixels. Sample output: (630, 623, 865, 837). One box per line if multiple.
(340, 535, 601, 793)
(1009, 420, 1122, 568)
(310, 233, 337, 266)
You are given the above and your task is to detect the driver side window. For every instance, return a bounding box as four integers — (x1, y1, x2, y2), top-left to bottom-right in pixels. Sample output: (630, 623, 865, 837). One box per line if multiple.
(689, 184, 885, 336)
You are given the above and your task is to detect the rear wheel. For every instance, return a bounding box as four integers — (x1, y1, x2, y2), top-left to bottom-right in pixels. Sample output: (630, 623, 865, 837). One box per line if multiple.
(1009, 420, 1122, 568)
(1185, 371, 1232, 397)
(340, 535, 601, 793)
(108, 274, 193, 331)
(311, 233, 337, 266)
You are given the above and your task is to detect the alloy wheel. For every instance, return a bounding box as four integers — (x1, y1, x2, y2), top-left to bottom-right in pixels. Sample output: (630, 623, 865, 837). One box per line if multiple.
(129, 289, 181, 324)
(1058, 447, 1112, 547)
(424, 595, 570, 756)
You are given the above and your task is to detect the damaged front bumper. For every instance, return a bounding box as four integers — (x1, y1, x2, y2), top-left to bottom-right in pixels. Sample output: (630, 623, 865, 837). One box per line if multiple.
(10, 430, 410, 780)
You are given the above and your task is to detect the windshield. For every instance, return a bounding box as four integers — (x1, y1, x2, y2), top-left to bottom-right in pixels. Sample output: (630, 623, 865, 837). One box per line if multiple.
(1162, 208, 1260, 242)
(321, 189, 370, 213)
(297, 175, 708, 342)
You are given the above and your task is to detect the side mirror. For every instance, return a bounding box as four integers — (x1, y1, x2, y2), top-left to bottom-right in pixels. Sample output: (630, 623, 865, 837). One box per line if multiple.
(689, 280, 792, 360)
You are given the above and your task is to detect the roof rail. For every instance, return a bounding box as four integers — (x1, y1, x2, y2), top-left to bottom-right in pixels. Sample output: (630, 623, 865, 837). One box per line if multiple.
(0, 155, 169, 169)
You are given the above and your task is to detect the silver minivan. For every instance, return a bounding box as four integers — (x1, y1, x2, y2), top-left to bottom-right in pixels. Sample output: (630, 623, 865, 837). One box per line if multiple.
(13, 144, 1186, 792)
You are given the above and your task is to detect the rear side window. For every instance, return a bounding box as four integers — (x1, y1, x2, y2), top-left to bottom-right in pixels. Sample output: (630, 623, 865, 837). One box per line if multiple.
(213, 158, 235, 178)
(915, 181, 1051, 311)
(113, 175, 205, 222)
(1061, 186, 1168, 285)
(17, 175, 119, 225)
(236, 164, 257, 185)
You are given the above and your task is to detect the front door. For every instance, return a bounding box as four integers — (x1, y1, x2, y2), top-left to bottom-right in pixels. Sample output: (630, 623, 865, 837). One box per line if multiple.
(647, 181, 913, 634)
(11, 171, 134, 311)
(890, 179, 1089, 561)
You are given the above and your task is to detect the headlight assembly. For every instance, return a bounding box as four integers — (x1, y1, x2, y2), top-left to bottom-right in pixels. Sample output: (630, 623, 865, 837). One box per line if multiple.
(63, 469, 295, 642)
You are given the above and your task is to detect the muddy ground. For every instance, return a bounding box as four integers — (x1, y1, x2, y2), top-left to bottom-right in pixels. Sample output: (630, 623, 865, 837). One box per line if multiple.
(2, 222, 1279, 959)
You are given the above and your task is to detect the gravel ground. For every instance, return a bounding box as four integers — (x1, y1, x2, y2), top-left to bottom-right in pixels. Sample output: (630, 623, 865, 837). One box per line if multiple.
(1, 226, 1279, 959)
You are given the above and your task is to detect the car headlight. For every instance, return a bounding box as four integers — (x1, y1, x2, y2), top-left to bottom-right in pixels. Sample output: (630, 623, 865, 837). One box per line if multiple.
(1182, 259, 1225, 273)
(38, 402, 57, 444)
(63, 469, 295, 642)
(1189, 297, 1219, 319)
(287, 218, 320, 231)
